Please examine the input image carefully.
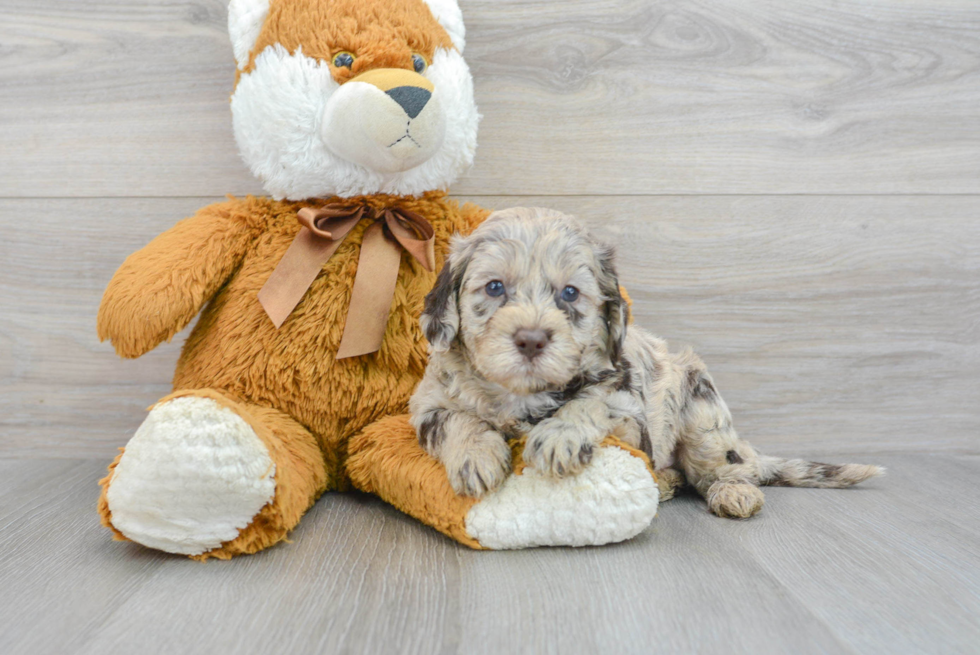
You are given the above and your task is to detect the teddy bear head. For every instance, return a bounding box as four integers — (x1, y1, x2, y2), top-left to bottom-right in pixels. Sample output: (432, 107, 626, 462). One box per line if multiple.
(228, 0, 479, 200)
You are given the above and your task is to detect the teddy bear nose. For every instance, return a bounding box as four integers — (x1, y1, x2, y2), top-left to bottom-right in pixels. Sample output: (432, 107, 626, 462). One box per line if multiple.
(513, 329, 550, 360)
(386, 86, 431, 119)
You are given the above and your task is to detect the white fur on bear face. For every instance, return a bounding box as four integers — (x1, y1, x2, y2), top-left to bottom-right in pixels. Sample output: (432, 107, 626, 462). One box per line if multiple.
(321, 78, 446, 174)
(232, 45, 479, 199)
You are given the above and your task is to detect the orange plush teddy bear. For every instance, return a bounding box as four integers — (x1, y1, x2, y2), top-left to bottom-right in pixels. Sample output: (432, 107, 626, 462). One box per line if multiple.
(96, 0, 659, 559)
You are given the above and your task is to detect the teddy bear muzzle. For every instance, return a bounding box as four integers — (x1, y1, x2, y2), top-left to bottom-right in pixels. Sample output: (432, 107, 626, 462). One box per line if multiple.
(321, 67, 446, 174)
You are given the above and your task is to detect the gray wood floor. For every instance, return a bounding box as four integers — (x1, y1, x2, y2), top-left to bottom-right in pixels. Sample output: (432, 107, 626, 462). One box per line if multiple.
(1, 453, 978, 654)
(1, 0, 979, 652)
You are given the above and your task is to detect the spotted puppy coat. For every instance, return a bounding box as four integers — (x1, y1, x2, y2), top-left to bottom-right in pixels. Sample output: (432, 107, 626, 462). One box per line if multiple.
(410, 207, 882, 518)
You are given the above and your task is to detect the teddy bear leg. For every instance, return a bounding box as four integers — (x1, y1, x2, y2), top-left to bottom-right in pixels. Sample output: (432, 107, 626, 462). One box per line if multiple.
(347, 414, 483, 548)
(98, 389, 328, 560)
(347, 415, 660, 550)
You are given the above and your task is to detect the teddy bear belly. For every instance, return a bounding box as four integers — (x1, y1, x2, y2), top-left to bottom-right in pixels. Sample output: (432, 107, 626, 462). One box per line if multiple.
(171, 268, 429, 455)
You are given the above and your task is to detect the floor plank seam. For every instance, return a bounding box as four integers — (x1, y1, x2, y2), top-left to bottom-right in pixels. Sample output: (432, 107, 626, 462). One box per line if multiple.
(3, 193, 980, 201)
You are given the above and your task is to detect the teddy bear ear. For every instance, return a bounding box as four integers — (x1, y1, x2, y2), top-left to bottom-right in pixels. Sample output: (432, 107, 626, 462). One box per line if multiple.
(421, 0, 466, 52)
(228, 0, 271, 71)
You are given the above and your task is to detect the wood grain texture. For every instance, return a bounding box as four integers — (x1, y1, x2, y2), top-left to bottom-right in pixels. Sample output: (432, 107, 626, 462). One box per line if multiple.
(1, 195, 976, 458)
(723, 453, 980, 654)
(1, 0, 979, 197)
(0, 454, 977, 654)
(1, 0, 977, 652)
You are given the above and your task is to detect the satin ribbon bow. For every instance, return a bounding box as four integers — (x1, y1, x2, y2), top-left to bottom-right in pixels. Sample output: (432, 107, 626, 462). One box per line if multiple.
(257, 203, 436, 359)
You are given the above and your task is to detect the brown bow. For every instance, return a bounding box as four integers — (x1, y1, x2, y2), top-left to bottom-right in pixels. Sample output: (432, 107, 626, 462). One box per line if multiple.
(257, 203, 436, 359)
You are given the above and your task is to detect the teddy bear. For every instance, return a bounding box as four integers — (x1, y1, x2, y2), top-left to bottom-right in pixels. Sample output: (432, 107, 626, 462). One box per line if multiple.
(95, 0, 660, 559)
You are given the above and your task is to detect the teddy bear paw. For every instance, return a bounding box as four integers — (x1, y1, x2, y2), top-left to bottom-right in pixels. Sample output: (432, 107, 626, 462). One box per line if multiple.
(105, 396, 276, 556)
(463, 443, 659, 549)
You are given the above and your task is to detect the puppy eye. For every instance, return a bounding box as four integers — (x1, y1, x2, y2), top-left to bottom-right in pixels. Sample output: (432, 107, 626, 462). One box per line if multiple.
(332, 52, 355, 69)
(485, 280, 505, 297)
(560, 285, 580, 302)
(412, 54, 428, 73)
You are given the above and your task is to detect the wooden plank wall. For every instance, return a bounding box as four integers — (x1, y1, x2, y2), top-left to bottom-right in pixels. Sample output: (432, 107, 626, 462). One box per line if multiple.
(1, 0, 978, 458)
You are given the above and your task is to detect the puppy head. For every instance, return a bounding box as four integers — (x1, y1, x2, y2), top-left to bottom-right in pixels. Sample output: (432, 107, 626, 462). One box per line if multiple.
(228, 0, 477, 200)
(421, 207, 628, 395)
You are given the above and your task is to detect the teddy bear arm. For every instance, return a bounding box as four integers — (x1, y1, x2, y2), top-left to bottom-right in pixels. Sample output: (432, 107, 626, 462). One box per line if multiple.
(97, 202, 254, 359)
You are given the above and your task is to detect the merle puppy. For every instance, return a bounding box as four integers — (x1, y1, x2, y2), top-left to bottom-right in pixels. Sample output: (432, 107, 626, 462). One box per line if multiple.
(410, 207, 882, 517)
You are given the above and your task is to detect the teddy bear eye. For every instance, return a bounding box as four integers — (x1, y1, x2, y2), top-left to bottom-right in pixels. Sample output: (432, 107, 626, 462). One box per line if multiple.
(412, 54, 427, 74)
(485, 280, 505, 297)
(560, 285, 580, 303)
(333, 52, 355, 69)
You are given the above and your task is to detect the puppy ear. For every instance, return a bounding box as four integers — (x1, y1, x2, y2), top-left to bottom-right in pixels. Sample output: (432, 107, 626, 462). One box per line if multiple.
(593, 243, 629, 364)
(421, 252, 466, 352)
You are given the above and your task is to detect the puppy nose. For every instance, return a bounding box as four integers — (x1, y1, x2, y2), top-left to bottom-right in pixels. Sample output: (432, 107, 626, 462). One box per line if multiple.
(513, 329, 550, 360)
(386, 86, 431, 119)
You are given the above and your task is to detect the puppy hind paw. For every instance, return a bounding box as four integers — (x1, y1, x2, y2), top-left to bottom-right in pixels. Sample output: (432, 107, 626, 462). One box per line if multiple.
(655, 468, 685, 502)
(707, 481, 765, 519)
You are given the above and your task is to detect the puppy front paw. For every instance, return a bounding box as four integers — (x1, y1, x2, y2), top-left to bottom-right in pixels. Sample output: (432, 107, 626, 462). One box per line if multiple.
(443, 431, 512, 498)
(526, 420, 595, 478)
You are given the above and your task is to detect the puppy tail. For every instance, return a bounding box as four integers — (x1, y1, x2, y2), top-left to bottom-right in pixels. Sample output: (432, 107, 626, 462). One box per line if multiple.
(757, 456, 885, 489)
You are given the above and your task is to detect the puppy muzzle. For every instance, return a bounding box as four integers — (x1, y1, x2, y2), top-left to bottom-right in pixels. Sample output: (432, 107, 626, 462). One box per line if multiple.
(473, 305, 581, 394)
